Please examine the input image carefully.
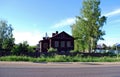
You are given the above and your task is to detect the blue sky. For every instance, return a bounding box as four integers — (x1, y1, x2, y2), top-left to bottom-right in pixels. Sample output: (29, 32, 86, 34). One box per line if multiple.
(0, 0, 120, 46)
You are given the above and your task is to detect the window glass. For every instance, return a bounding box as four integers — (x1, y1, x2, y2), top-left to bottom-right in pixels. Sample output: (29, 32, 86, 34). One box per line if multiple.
(61, 41, 65, 47)
(55, 41, 59, 47)
(67, 41, 71, 47)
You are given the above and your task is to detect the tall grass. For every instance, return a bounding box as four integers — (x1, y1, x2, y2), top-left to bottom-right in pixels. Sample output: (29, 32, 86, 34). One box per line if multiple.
(0, 55, 120, 62)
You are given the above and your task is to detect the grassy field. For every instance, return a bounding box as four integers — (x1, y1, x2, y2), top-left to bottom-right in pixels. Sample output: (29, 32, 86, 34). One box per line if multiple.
(0, 55, 120, 62)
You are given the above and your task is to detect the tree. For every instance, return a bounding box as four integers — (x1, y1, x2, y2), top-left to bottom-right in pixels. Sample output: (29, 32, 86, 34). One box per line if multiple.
(0, 20, 14, 53)
(12, 41, 28, 55)
(72, 0, 107, 53)
(12, 41, 35, 56)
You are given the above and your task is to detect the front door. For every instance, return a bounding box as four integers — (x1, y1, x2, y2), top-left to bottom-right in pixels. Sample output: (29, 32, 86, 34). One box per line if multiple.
(43, 43, 48, 52)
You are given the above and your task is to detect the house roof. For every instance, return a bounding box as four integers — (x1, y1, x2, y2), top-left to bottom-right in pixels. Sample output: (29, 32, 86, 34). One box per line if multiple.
(50, 31, 73, 39)
(39, 31, 74, 42)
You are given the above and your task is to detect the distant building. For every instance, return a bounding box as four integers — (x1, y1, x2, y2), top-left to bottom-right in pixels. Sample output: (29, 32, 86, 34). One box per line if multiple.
(38, 31, 74, 53)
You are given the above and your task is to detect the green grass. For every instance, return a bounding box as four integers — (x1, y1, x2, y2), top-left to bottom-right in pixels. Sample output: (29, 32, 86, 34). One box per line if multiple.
(0, 55, 120, 62)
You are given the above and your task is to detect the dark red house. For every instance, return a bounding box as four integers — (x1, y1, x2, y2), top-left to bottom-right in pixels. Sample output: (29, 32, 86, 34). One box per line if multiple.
(38, 31, 74, 53)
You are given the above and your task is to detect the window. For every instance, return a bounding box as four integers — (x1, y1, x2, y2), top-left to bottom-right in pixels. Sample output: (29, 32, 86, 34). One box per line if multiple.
(67, 41, 71, 47)
(61, 41, 65, 47)
(43, 43, 48, 48)
(55, 41, 59, 47)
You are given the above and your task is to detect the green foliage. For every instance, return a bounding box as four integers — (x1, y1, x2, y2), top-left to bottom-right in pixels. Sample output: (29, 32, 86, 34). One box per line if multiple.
(2, 38, 15, 51)
(11, 41, 35, 56)
(1, 55, 120, 62)
(70, 50, 78, 53)
(0, 20, 14, 52)
(72, 0, 107, 53)
(28, 46, 36, 53)
(0, 56, 32, 61)
(47, 47, 57, 56)
(48, 47, 57, 53)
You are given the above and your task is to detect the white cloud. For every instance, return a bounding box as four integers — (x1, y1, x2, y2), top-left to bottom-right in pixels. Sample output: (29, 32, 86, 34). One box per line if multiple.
(52, 18, 75, 28)
(52, 9, 120, 29)
(13, 31, 43, 46)
(52, 9, 120, 28)
(104, 9, 120, 17)
(109, 19, 120, 24)
(98, 38, 120, 46)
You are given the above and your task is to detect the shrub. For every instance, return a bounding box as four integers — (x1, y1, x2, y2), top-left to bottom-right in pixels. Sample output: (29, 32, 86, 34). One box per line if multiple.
(1, 55, 120, 62)
(48, 47, 57, 56)
(48, 47, 57, 53)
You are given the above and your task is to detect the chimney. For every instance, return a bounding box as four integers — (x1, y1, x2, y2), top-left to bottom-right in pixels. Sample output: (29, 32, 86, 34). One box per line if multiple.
(56, 31, 58, 34)
(52, 33, 56, 37)
(43, 37, 46, 40)
(52, 31, 58, 37)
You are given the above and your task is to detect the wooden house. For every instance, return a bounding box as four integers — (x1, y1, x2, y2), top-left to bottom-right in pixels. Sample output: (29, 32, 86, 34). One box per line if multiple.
(38, 31, 74, 53)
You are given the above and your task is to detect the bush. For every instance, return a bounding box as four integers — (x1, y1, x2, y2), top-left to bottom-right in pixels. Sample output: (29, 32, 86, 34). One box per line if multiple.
(47, 47, 57, 56)
(1, 55, 120, 62)
(11, 42, 36, 56)
(48, 47, 57, 53)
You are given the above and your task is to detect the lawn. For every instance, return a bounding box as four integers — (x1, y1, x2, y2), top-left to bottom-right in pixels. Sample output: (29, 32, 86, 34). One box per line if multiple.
(0, 55, 120, 62)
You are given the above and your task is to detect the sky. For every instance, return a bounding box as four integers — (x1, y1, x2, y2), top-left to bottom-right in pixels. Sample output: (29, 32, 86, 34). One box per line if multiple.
(0, 0, 120, 46)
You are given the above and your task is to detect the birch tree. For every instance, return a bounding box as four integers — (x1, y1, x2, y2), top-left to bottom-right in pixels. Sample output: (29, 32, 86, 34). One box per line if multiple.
(72, 0, 106, 53)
